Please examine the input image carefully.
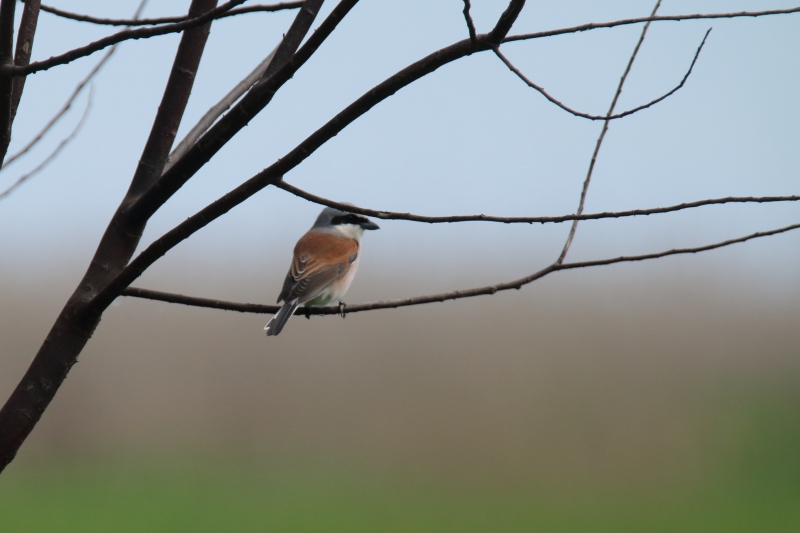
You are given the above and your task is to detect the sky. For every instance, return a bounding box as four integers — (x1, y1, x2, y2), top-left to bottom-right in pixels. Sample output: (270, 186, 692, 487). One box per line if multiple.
(0, 0, 798, 299)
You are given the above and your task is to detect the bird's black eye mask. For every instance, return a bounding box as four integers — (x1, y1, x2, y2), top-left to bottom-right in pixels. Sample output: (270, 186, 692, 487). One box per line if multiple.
(331, 214, 367, 226)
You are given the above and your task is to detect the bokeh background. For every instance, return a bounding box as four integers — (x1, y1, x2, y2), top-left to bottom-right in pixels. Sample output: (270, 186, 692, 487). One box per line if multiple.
(1, 1, 799, 531)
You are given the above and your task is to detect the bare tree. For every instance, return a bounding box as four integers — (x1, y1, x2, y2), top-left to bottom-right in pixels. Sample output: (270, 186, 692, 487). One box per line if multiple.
(0, 0, 798, 473)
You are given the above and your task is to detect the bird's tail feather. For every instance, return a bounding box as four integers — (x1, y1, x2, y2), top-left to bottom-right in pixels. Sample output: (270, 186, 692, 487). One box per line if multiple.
(265, 299, 300, 336)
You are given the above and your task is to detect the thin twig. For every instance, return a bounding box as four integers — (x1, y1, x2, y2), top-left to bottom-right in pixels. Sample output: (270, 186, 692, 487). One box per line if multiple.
(274, 180, 800, 224)
(1, 0, 248, 77)
(6, 6, 799, 77)
(493, 27, 710, 122)
(558, 0, 661, 264)
(5, 48, 110, 167)
(462, 0, 477, 43)
(165, 42, 280, 172)
(39, 2, 303, 26)
(0, 87, 92, 200)
(503, 7, 800, 44)
(120, 221, 800, 315)
(4, 0, 147, 167)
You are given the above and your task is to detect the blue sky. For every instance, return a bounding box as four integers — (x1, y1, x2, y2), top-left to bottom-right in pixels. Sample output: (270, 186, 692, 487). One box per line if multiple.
(1, 0, 798, 299)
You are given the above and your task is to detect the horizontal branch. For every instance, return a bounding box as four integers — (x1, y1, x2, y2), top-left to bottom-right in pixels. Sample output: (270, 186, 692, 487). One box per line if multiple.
(503, 7, 800, 44)
(122, 287, 281, 313)
(39, 2, 303, 27)
(12, 6, 799, 79)
(120, 221, 800, 316)
(494, 28, 710, 121)
(275, 181, 800, 224)
(2, 0, 248, 76)
(11, 5, 800, 79)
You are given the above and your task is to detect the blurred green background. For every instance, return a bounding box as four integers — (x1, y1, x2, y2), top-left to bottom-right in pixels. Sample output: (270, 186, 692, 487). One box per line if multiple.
(2, 265, 799, 532)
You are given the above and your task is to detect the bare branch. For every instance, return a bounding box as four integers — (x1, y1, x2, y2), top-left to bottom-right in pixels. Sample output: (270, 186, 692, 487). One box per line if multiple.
(100, 0, 800, 309)
(5, 0, 148, 169)
(10, 0, 41, 124)
(558, 0, 661, 265)
(2, 0, 148, 168)
(503, 7, 800, 44)
(0, 87, 92, 200)
(0, 0, 17, 164)
(133, 4, 800, 271)
(274, 180, 800, 225)
(1, 0, 249, 77)
(0, 0, 219, 474)
(120, 221, 800, 315)
(221, 2, 304, 18)
(0, 0, 13, 76)
(6, 6, 799, 78)
(129, 0, 524, 224)
(100, 0, 529, 307)
(488, 0, 526, 44)
(129, 0, 358, 224)
(39, 2, 303, 26)
(493, 27, 710, 122)
(462, 0, 477, 43)
(126, 0, 221, 198)
(168, 0, 327, 178)
(123, 287, 281, 314)
(165, 44, 280, 172)
(4, 47, 113, 168)
(164, 0, 316, 175)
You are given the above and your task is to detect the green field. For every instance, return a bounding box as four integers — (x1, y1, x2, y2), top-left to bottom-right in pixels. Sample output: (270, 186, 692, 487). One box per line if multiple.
(3, 394, 799, 533)
(1, 461, 799, 533)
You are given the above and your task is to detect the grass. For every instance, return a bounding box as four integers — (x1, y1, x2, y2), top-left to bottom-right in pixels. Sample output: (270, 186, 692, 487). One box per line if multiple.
(2, 388, 800, 532)
(2, 443, 799, 533)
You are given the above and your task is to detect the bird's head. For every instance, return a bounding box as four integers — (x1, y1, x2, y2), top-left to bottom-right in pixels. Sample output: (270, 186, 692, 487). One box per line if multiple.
(313, 206, 380, 240)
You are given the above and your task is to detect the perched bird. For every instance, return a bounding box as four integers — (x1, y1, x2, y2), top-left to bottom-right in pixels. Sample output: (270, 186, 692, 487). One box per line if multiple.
(265, 206, 380, 336)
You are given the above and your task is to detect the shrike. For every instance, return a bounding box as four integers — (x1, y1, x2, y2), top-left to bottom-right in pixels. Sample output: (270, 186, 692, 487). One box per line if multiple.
(265, 207, 380, 336)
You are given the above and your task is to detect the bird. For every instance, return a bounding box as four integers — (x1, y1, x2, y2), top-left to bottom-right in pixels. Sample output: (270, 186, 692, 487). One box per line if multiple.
(265, 206, 380, 336)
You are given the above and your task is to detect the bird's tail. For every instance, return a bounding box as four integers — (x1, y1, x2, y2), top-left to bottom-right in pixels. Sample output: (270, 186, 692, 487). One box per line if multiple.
(265, 298, 300, 336)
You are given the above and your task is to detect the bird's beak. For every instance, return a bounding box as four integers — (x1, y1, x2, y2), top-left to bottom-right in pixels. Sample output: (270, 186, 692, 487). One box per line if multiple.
(360, 219, 380, 230)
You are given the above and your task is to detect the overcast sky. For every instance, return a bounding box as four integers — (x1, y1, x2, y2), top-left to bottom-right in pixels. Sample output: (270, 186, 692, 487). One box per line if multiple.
(1, 0, 798, 299)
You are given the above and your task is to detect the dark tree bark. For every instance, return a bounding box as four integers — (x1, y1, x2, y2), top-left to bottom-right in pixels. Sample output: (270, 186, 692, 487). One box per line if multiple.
(10, 0, 41, 124)
(0, 0, 221, 472)
(0, 0, 17, 164)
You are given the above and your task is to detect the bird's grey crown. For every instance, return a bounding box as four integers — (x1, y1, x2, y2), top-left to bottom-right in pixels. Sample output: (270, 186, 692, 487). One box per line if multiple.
(311, 206, 352, 229)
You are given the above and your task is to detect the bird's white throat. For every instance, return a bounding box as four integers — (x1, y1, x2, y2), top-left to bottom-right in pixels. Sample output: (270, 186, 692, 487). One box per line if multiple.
(333, 223, 364, 241)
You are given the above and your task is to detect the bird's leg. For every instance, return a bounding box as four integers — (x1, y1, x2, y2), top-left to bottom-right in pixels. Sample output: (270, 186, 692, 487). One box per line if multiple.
(338, 300, 347, 319)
